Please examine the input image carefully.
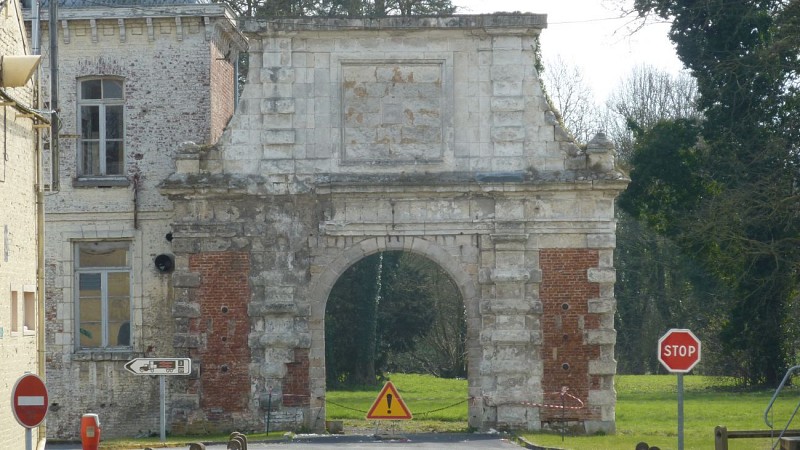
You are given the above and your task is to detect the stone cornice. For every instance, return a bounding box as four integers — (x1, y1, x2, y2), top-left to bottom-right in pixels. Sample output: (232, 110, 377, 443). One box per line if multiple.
(243, 14, 547, 35)
(24, 3, 236, 21)
(315, 172, 629, 193)
(26, 3, 248, 51)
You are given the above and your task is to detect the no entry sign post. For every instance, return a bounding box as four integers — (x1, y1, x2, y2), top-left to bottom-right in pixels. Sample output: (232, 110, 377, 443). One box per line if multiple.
(658, 329, 701, 450)
(12, 373, 49, 450)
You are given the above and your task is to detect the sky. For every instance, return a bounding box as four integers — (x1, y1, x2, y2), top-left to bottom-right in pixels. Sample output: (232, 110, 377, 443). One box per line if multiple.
(453, 0, 685, 102)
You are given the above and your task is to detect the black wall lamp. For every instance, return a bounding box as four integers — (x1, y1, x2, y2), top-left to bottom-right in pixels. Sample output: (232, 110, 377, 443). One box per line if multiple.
(154, 254, 175, 273)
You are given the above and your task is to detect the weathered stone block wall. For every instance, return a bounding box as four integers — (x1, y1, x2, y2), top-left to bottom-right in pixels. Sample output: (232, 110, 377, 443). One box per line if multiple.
(158, 15, 626, 436)
(159, 182, 323, 432)
(227, 15, 578, 179)
(0, 0, 41, 446)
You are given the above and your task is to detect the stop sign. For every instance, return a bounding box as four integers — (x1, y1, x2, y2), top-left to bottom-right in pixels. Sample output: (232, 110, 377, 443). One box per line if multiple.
(658, 329, 701, 373)
(11, 373, 49, 428)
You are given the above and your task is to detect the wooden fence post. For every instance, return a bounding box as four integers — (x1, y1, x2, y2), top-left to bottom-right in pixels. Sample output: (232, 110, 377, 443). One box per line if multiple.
(715, 425, 729, 450)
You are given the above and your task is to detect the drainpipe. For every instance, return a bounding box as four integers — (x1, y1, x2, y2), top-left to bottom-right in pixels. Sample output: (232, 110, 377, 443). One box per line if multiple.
(32, 1, 47, 448)
(31, 0, 40, 55)
(233, 52, 240, 111)
(49, 0, 59, 191)
(35, 97, 47, 450)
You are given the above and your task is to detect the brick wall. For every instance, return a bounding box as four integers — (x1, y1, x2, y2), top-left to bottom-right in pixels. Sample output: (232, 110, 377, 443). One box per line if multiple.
(37, 14, 214, 211)
(210, 41, 235, 144)
(539, 249, 600, 422)
(189, 252, 252, 414)
(282, 348, 310, 407)
(33, 5, 247, 439)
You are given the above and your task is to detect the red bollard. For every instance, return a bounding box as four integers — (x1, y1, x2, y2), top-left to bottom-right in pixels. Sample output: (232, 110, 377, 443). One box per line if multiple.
(80, 413, 101, 450)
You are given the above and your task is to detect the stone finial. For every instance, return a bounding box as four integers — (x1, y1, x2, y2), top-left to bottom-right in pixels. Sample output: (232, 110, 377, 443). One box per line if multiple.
(586, 132, 616, 172)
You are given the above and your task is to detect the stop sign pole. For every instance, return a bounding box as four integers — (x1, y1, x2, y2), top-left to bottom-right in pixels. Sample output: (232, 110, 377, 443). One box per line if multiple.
(658, 329, 701, 450)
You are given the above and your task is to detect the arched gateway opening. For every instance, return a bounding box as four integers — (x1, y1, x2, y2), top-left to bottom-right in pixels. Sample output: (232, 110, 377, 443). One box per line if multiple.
(160, 14, 626, 436)
(319, 248, 472, 429)
(307, 239, 481, 425)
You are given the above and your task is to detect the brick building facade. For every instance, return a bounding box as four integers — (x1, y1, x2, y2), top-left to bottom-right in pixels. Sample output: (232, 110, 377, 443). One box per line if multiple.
(23, 0, 246, 439)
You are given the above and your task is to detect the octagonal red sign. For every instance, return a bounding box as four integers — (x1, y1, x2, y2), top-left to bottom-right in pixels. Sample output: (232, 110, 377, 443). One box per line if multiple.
(658, 329, 701, 373)
(11, 373, 49, 428)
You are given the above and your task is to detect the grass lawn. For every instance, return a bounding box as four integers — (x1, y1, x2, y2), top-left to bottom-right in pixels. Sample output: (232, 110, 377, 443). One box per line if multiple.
(525, 375, 800, 450)
(95, 373, 800, 449)
(327, 373, 800, 449)
(326, 373, 470, 433)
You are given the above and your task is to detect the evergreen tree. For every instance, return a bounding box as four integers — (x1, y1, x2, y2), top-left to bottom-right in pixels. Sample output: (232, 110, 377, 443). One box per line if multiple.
(218, 0, 455, 17)
(325, 252, 443, 387)
(628, 0, 800, 385)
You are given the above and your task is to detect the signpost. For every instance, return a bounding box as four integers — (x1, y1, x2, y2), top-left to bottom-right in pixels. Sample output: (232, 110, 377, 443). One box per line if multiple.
(12, 373, 49, 450)
(658, 329, 701, 450)
(125, 358, 192, 442)
(123, 357, 192, 375)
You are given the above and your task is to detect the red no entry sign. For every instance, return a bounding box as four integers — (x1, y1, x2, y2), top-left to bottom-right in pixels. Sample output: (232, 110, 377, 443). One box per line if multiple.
(12, 373, 49, 428)
(658, 329, 701, 373)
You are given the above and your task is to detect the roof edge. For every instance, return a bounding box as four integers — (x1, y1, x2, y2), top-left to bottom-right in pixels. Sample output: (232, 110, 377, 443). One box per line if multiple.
(242, 14, 547, 34)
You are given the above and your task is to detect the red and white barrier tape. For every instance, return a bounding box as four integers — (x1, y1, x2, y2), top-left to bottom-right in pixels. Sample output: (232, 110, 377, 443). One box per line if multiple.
(481, 386, 585, 410)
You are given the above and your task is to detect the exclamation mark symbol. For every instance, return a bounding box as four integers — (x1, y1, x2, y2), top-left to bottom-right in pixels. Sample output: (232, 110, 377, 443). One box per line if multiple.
(386, 393, 393, 414)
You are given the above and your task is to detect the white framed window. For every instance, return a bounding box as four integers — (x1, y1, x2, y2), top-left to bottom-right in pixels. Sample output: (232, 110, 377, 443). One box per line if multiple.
(78, 78, 125, 176)
(75, 241, 131, 349)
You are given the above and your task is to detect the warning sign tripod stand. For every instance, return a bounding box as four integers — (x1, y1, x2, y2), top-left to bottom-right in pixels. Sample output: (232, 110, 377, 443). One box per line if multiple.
(365, 381, 413, 439)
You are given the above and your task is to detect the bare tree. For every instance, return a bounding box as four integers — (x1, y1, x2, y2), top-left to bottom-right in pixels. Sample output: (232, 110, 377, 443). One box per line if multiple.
(540, 55, 603, 145)
(605, 65, 699, 162)
(608, 66, 709, 375)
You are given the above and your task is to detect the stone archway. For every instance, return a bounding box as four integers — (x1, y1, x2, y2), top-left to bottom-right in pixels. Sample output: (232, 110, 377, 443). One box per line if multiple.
(160, 14, 627, 435)
(306, 236, 481, 429)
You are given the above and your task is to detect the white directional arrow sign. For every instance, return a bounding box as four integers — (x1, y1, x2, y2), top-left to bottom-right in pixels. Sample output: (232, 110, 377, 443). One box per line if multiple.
(124, 358, 192, 376)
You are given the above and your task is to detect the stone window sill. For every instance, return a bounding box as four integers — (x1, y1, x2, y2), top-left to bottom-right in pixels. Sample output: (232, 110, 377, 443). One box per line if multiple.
(73, 350, 138, 362)
(73, 177, 130, 188)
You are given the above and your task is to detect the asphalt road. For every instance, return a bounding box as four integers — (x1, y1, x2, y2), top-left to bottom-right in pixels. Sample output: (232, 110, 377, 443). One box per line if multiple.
(45, 432, 525, 449)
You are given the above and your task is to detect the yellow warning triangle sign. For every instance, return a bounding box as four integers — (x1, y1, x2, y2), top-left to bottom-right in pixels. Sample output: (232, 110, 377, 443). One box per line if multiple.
(365, 381, 412, 420)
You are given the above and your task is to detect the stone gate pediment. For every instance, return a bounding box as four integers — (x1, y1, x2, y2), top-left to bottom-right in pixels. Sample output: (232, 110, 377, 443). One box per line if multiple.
(165, 15, 623, 187)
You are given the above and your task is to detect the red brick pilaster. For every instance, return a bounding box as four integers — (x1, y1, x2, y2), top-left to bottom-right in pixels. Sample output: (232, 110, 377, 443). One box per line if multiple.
(282, 348, 310, 407)
(539, 249, 600, 421)
(189, 252, 252, 412)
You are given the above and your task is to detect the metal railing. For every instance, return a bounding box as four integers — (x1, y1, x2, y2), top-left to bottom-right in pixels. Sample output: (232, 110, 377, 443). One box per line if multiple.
(764, 364, 800, 449)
